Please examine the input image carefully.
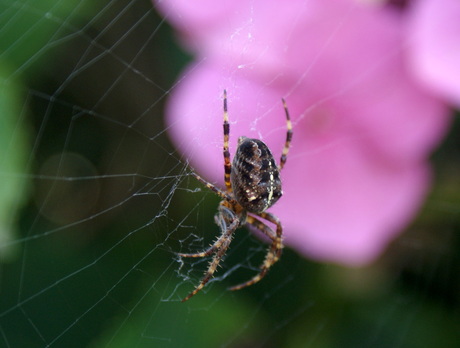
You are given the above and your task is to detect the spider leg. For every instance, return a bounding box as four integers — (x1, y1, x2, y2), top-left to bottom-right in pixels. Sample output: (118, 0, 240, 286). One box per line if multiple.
(178, 208, 233, 258)
(182, 215, 239, 302)
(192, 172, 234, 202)
(228, 212, 283, 291)
(178, 244, 220, 258)
(257, 211, 284, 261)
(222, 90, 233, 193)
(187, 172, 239, 256)
(278, 98, 293, 171)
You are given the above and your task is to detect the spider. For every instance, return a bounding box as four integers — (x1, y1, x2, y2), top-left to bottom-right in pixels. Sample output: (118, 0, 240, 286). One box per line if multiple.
(180, 90, 292, 302)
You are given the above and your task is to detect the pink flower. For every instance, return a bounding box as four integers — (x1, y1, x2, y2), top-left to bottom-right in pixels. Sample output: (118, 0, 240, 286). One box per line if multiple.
(155, 0, 451, 265)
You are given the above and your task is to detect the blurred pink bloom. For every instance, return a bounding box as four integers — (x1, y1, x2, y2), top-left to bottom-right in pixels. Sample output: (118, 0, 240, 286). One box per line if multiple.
(407, 0, 460, 106)
(155, 0, 452, 265)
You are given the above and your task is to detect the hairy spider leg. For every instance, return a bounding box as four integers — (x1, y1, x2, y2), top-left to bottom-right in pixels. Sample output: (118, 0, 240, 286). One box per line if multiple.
(278, 98, 293, 171)
(191, 172, 234, 202)
(178, 205, 237, 258)
(187, 171, 236, 257)
(181, 211, 240, 302)
(228, 212, 283, 291)
(257, 211, 284, 262)
(222, 90, 233, 193)
(178, 241, 222, 259)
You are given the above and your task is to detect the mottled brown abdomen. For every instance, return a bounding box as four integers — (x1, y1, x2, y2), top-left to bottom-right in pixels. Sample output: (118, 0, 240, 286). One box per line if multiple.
(231, 137, 282, 213)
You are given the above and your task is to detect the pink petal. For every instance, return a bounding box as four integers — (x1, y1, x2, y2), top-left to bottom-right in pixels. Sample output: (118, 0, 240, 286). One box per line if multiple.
(407, 0, 460, 106)
(276, 127, 431, 265)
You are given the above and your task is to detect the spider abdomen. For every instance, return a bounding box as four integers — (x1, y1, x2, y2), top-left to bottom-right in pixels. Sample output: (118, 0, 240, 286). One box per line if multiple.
(231, 137, 282, 213)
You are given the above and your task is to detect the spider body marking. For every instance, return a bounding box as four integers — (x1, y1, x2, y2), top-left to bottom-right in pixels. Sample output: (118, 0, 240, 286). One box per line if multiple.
(231, 137, 282, 213)
(180, 90, 292, 302)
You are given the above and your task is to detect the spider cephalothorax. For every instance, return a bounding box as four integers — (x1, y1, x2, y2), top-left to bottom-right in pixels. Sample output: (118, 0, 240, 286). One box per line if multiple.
(180, 90, 292, 302)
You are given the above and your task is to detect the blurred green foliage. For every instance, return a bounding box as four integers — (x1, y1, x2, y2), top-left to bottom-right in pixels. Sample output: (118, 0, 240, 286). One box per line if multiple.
(0, 66, 30, 261)
(0, 0, 97, 76)
(0, 0, 97, 260)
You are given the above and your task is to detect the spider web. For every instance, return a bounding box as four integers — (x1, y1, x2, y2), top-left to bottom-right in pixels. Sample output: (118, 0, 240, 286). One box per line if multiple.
(0, 0, 459, 347)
